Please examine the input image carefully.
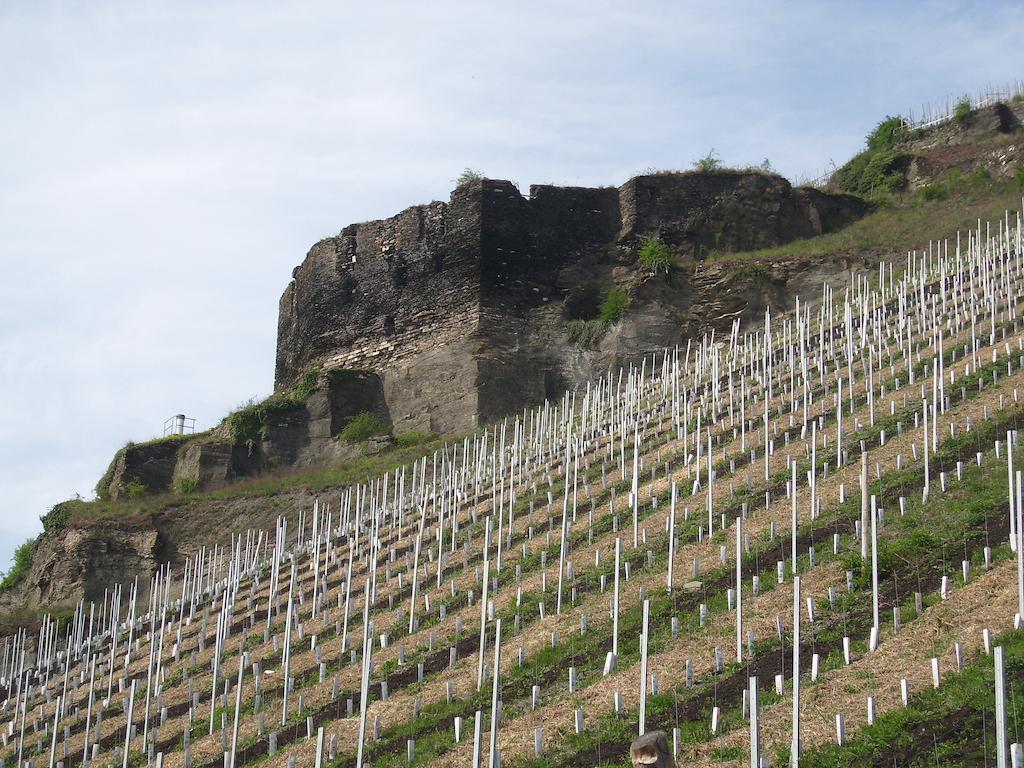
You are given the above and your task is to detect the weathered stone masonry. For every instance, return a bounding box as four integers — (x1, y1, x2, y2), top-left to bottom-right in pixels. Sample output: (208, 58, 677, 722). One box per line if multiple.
(276, 172, 869, 434)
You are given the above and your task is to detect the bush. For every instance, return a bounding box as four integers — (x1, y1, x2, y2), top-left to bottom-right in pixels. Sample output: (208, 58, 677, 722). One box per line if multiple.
(865, 116, 908, 152)
(564, 287, 630, 347)
(340, 412, 391, 444)
(693, 149, 722, 172)
(227, 369, 321, 451)
(125, 480, 147, 498)
(395, 431, 434, 449)
(0, 538, 37, 591)
(832, 116, 913, 200)
(834, 149, 912, 198)
(912, 182, 949, 202)
(39, 501, 72, 535)
(566, 319, 609, 347)
(637, 235, 677, 274)
(953, 97, 972, 124)
(457, 168, 484, 185)
(174, 476, 199, 495)
(598, 289, 629, 323)
(1014, 163, 1024, 191)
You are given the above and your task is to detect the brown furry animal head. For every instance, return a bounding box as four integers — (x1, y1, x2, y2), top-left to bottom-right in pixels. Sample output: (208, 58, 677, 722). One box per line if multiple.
(630, 730, 675, 767)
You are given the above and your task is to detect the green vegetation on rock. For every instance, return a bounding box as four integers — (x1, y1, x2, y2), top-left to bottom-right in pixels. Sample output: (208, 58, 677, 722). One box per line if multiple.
(834, 115, 912, 199)
(456, 168, 484, 185)
(637, 235, 677, 274)
(340, 411, 391, 444)
(954, 96, 973, 124)
(565, 287, 631, 347)
(173, 476, 198, 495)
(0, 539, 36, 591)
(227, 369, 320, 450)
(693, 148, 722, 172)
(598, 288, 629, 323)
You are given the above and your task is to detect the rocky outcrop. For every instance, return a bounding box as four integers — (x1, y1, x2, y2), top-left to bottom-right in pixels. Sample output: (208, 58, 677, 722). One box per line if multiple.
(101, 370, 392, 499)
(0, 486, 325, 612)
(106, 438, 188, 499)
(276, 171, 869, 434)
(9, 526, 163, 611)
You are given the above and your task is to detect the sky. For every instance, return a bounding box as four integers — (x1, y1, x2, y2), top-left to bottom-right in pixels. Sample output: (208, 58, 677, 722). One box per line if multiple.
(0, 0, 1021, 570)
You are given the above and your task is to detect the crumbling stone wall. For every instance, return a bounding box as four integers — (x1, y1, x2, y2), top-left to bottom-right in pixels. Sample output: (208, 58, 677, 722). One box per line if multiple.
(275, 172, 869, 434)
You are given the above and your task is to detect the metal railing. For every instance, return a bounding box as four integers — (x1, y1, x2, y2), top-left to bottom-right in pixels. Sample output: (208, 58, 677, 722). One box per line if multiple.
(163, 414, 196, 436)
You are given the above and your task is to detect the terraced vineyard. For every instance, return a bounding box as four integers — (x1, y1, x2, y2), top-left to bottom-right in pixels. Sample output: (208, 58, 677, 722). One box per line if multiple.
(6, 211, 1024, 768)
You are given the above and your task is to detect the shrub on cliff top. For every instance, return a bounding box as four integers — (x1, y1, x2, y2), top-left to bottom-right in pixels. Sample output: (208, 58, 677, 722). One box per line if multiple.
(0, 538, 37, 592)
(954, 96, 973, 124)
(637, 235, 677, 274)
(866, 116, 908, 152)
(227, 369, 321, 451)
(834, 148, 912, 199)
(692, 149, 722, 173)
(457, 168, 484, 186)
(833, 116, 912, 200)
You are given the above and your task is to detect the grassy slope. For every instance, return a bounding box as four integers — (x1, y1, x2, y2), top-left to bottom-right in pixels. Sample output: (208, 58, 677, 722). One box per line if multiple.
(711, 179, 1023, 264)
(797, 627, 1024, 768)
(51, 431, 461, 530)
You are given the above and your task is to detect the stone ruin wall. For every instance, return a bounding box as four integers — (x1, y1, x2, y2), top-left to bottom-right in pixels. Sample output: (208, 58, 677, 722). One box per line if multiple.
(276, 172, 870, 434)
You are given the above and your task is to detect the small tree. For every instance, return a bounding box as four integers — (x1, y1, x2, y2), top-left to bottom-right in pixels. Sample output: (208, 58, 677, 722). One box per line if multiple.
(865, 116, 908, 152)
(693, 149, 722, 173)
(953, 97, 972, 124)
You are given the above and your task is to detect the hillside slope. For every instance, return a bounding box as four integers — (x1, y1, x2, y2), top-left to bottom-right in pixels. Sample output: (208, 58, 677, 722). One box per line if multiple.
(3, 204, 1024, 768)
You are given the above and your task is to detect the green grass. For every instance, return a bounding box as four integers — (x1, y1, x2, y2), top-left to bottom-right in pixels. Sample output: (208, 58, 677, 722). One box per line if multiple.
(340, 411, 391, 443)
(566, 318, 611, 347)
(395, 431, 435, 449)
(637, 235, 677, 274)
(174, 476, 199, 495)
(795, 627, 1024, 767)
(599, 289, 630, 323)
(0, 538, 36, 591)
(566, 288, 631, 347)
(954, 96, 973, 124)
(45, 430, 469, 531)
(710, 180, 1023, 264)
(226, 369, 321, 450)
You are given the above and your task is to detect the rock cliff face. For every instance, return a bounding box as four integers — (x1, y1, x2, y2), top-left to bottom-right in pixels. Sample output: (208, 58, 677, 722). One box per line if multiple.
(103, 370, 391, 500)
(276, 171, 868, 433)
